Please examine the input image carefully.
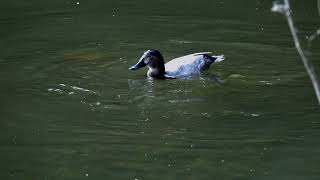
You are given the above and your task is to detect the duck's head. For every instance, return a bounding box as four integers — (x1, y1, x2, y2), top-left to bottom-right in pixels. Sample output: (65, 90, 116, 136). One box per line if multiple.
(129, 49, 164, 70)
(129, 49, 166, 78)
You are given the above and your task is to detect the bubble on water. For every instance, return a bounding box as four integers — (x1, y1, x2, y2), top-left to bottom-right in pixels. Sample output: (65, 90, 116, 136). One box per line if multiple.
(85, 173, 88, 177)
(76, 2, 80, 5)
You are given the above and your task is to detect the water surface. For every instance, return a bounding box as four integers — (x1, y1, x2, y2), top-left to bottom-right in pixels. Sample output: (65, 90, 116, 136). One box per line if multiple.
(1, 0, 320, 179)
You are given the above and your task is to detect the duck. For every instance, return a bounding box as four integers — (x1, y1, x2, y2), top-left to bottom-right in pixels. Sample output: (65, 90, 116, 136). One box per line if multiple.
(129, 49, 225, 79)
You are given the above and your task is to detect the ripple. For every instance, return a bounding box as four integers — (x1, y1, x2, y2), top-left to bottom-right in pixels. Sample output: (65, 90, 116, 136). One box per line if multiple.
(169, 39, 193, 44)
(168, 98, 202, 103)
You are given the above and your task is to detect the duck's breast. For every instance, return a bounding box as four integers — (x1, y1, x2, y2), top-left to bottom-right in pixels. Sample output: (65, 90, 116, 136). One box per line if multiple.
(165, 52, 211, 77)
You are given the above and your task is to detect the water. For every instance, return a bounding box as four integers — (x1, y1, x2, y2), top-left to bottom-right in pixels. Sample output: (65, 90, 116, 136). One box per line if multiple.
(1, 0, 320, 179)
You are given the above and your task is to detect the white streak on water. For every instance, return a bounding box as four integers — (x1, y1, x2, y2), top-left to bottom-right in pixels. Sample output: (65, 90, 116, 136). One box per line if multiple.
(48, 84, 97, 95)
(259, 80, 272, 85)
(70, 85, 96, 94)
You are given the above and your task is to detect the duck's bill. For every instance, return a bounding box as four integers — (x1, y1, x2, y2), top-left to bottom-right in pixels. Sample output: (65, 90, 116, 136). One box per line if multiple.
(129, 55, 147, 70)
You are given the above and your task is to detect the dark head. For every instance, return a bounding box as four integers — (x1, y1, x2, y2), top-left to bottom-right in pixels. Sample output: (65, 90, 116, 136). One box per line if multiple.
(129, 49, 166, 79)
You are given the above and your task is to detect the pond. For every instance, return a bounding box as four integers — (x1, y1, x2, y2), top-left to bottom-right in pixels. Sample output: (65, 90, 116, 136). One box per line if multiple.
(1, 0, 320, 179)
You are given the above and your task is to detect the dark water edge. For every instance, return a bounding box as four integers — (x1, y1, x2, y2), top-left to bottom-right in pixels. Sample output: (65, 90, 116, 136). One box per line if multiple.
(1, 0, 320, 180)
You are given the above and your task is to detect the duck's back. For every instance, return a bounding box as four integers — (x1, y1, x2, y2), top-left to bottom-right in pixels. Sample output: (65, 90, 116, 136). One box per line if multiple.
(165, 52, 218, 77)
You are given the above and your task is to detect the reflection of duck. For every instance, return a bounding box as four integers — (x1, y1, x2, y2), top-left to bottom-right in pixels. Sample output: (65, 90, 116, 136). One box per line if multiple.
(129, 49, 225, 79)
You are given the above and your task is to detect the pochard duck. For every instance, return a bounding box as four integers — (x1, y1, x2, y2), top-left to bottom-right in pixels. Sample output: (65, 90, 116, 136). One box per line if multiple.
(129, 49, 225, 79)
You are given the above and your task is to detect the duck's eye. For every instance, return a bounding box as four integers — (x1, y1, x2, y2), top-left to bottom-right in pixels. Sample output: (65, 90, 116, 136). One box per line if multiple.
(144, 57, 150, 64)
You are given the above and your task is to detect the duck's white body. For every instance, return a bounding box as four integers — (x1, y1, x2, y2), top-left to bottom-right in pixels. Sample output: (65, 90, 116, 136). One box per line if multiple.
(164, 52, 224, 77)
(129, 50, 225, 79)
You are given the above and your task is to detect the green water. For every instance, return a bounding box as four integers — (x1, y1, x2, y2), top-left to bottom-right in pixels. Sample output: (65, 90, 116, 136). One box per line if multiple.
(1, 0, 320, 179)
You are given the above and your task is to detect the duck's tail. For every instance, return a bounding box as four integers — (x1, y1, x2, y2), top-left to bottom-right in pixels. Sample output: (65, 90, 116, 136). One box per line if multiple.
(212, 55, 225, 63)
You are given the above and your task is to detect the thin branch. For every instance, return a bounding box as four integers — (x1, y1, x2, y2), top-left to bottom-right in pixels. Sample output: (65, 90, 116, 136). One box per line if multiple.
(272, 0, 320, 104)
(308, 28, 320, 47)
